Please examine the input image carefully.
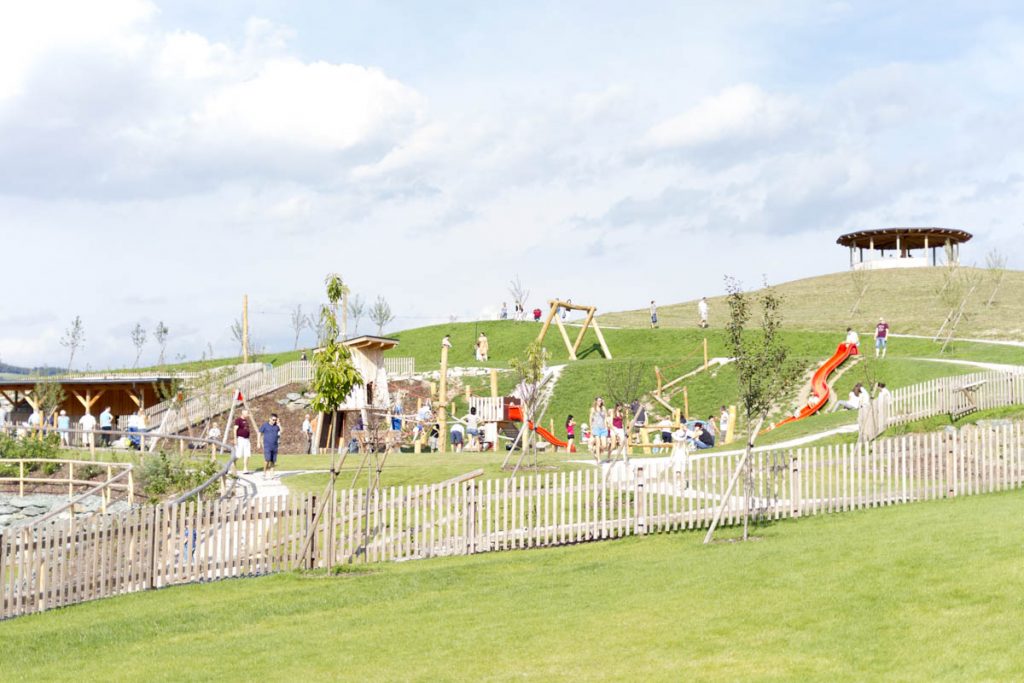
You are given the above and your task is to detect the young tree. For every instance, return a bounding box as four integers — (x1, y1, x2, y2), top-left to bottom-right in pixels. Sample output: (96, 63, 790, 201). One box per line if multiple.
(602, 360, 646, 410)
(985, 248, 1008, 307)
(705, 277, 801, 543)
(60, 315, 85, 372)
(508, 275, 530, 314)
(130, 323, 147, 368)
(154, 321, 169, 366)
(290, 304, 306, 350)
(369, 296, 395, 335)
(507, 340, 550, 474)
(230, 319, 244, 356)
(31, 379, 66, 438)
(348, 294, 366, 337)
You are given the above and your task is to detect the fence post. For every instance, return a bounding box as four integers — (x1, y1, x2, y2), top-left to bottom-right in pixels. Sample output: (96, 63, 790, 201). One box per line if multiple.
(790, 455, 801, 518)
(634, 466, 646, 535)
(466, 482, 477, 555)
(944, 427, 957, 498)
(307, 495, 317, 570)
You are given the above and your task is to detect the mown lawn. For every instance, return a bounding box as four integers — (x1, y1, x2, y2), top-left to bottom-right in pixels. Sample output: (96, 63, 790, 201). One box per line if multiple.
(3, 489, 1022, 681)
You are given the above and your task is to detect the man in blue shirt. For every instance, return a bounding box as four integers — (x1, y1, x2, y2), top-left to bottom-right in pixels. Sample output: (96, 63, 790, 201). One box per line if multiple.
(99, 406, 114, 446)
(258, 413, 282, 478)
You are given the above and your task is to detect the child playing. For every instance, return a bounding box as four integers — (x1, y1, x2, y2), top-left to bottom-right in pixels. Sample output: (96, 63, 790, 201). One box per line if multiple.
(566, 415, 576, 452)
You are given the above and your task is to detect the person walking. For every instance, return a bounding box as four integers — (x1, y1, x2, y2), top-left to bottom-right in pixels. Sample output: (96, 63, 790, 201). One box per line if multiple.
(718, 405, 730, 440)
(589, 397, 608, 462)
(99, 406, 114, 446)
(258, 413, 282, 478)
(500, 302, 508, 320)
(301, 414, 313, 454)
(650, 300, 658, 328)
(479, 333, 489, 361)
(698, 297, 709, 328)
(874, 317, 890, 358)
(565, 415, 576, 452)
(233, 409, 253, 473)
(57, 410, 71, 447)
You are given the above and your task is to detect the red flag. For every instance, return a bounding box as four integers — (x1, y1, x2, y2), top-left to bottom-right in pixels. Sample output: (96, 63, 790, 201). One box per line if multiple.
(235, 390, 244, 402)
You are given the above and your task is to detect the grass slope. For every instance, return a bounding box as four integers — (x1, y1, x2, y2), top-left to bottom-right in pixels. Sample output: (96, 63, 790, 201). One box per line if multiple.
(4, 490, 1022, 681)
(600, 267, 1024, 339)
(387, 321, 1016, 449)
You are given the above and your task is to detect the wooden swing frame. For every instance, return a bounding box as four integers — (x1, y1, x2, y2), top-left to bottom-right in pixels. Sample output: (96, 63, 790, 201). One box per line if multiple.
(535, 299, 612, 360)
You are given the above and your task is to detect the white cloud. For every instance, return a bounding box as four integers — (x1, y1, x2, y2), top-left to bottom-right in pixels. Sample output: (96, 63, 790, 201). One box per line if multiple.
(645, 84, 803, 148)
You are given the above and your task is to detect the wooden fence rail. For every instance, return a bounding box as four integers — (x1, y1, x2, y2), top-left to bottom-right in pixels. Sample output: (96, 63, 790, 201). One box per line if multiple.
(3, 421, 1023, 619)
(886, 370, 1024, 428)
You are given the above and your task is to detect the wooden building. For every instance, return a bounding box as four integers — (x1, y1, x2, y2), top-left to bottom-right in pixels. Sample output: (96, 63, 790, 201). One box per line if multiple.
(0, 375, 176, 424)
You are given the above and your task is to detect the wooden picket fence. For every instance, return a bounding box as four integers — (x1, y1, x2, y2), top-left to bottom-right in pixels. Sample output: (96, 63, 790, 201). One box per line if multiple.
(3, 421, 1023, 619)
(887, 370, 1024, 427)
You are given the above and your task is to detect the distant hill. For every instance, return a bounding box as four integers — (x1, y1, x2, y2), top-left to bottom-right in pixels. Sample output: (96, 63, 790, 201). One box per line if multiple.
(600, 267, 1024, 340)
(0, 362, 64, 377)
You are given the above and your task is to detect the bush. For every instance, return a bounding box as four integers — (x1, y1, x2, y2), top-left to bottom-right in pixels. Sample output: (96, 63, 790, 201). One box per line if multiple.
(137, 454, 220, 503)
(0, 433, 62, 474)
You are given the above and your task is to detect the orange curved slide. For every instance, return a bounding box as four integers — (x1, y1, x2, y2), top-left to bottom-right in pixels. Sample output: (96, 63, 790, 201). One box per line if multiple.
(771, 342, 858, 430)
(507, 405, 575, 451)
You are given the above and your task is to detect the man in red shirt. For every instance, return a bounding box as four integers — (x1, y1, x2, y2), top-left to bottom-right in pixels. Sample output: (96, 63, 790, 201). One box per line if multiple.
(874, 317, 890, 358)
(233, 409, 254, 473)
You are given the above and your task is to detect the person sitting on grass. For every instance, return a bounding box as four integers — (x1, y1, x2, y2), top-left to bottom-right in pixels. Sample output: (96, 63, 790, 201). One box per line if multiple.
(831, 384, 861, 412)
(689, 422, 713, 450)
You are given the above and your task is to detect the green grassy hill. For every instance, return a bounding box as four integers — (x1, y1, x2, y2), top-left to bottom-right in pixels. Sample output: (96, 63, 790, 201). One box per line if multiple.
(385, 320, 1019, 447)
(600, 267, 1024, 339)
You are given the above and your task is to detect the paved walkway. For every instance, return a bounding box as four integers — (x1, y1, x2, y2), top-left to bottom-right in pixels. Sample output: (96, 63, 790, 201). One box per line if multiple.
(234, 470, 318, 499)
(907, 357, 1024, 373)
(892, 333, 1024, 348)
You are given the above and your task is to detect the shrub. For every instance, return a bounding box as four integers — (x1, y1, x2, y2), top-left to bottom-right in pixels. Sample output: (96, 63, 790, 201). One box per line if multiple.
(137, 454, 220, 503)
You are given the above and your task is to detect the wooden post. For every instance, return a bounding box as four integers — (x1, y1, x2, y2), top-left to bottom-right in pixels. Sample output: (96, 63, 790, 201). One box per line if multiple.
(490, 369, 498, 398)
(725, 405, 737, 444)
(634, 466, 645, 535)
(790, 456, 801, 517)
(242, 294, 250, 363)
(945, 428, 957, 497)
(683, 387, 689, 421)
(439, 344, 449, 454)
(703, 338, 709, 371)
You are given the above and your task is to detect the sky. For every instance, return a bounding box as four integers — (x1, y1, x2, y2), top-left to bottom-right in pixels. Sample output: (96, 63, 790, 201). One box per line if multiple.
(2, 1, 1024, 369)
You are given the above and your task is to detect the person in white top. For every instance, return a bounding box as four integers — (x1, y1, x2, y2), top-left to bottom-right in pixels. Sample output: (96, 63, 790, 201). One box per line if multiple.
(208, 422, 222, 458)
(845, 327, 860, 347)
(301, 414, 313, 454)
(698, 297, 709, 328)
(78, 412, 97, 447)
(832, 384, 861, 412)
(464, 406, 480, 451)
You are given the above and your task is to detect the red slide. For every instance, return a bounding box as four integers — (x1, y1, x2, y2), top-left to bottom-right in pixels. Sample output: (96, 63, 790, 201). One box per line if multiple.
(507, 405, 574, 451)
(770, 342, 858, 430)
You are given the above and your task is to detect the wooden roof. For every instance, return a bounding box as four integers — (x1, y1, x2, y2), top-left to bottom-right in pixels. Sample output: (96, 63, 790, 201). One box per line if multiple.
(836, 227, 972, 250)
(342, 335, 400, 351)
(0, 375, 178, 391)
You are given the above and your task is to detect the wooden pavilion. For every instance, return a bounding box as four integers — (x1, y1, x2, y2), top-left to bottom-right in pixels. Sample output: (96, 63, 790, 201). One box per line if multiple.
(0, 375, 177, 424)
(837, 227, 972, 270)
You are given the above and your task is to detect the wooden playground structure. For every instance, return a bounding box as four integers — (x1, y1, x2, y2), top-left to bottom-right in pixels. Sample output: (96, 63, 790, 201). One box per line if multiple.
(536, 299, 612, 360)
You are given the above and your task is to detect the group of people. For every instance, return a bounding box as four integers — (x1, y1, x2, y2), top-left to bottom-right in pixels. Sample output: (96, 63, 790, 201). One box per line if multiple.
(580, 397, 649, 460)
(2, 405, 127, 448)
(649, 297, 710, 329)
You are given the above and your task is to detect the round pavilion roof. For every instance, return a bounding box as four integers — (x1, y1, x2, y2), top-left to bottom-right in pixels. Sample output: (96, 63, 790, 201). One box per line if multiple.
(836, 227, 972, 250)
